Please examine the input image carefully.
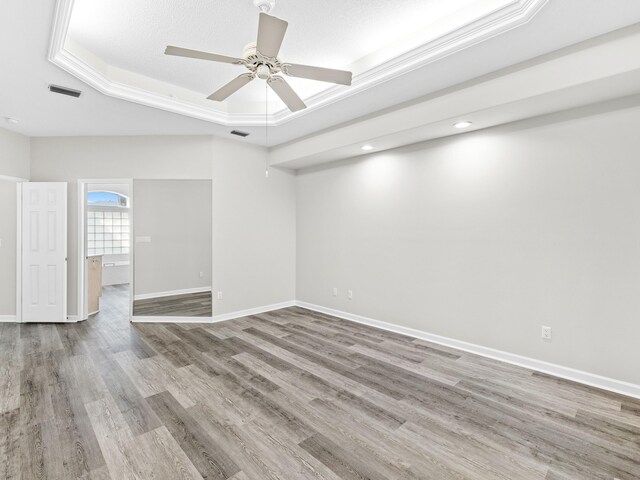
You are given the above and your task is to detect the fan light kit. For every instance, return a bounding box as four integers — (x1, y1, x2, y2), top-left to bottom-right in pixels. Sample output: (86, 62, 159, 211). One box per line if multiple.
(454, 121, 473, 129)
(164, 1, 352, 112)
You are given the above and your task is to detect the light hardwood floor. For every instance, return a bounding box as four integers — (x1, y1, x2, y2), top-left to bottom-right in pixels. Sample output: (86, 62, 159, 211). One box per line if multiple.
(1, 285, 639, 479)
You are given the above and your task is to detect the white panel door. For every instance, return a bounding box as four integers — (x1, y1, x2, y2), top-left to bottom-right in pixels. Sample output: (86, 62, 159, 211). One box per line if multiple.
(21, 182, 67, 322)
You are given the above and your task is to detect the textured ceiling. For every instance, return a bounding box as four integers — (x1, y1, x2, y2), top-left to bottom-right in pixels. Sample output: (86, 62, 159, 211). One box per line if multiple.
(66, 0, 496, 106)
(3, 0, 640, 147)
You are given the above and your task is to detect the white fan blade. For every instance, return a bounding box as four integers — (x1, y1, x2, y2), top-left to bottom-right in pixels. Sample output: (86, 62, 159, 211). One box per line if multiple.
(284, 64, 352, 86)
(267, 76, 306, 112)
(256, 13, 288, 58)
(208, 74, 255, 101)
(165, 46, 245, 65)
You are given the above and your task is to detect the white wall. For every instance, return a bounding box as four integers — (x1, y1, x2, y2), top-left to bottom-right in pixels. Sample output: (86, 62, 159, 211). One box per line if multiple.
(134, 179, 212, 297)
(29, 135, 296, 316)
(0, 127, 30, 316)
(0, 127, 30, 179)
(296, 106, 640, 386)
(212, 142, 297, 314)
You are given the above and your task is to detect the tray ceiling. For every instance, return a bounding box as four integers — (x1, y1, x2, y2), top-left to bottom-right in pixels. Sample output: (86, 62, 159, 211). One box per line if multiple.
(51, 0, 545, 126)
(4, 0, 640, 145)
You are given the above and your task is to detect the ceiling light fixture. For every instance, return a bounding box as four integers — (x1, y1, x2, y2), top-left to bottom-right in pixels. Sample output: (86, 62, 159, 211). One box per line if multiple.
(454, 121, 472, 129)
(5, 117, 19, 125)
(163, 2, 352, 113)
(361, 144, 373, 151)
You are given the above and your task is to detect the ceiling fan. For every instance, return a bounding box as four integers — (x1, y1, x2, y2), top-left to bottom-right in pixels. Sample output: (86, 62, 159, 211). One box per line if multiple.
(164, 5, 352, 113)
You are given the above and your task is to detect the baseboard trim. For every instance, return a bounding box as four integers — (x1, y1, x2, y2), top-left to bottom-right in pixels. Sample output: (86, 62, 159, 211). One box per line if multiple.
(130, 300, 296, 324)
(131, 315, 214, 324)
(295, 301, 640, 400)
(1, 314, 83, 323)
(134, 286, 212, 301)
(212, 301, 297, 323)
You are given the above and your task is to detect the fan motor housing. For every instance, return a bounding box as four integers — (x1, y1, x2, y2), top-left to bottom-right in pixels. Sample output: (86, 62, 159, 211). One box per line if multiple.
(243, 42, 282, 77)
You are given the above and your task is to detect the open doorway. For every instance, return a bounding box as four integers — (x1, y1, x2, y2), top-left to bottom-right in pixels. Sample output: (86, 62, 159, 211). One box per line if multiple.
(78, 179, 133, 322)
(130, 179, 212, 321)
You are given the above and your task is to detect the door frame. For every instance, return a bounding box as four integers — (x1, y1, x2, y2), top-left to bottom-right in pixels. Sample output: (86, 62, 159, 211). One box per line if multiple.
(129, 178, 213, 323)
(12, 177, 28, 323)
(77, 179, 134, 321)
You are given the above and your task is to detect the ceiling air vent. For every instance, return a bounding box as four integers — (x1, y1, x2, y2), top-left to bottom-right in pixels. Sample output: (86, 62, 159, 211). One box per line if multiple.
(230, 130, 250, 137)
(48, 84, 82, 98)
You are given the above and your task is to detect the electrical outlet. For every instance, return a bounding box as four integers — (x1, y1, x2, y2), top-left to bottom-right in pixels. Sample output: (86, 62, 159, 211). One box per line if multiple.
(332, 287, 338, 297)
(541, 326, 552, 340)
(217, 291, 223, 300)
(199, 271, 204, 278)
(348, 290, 353, 300)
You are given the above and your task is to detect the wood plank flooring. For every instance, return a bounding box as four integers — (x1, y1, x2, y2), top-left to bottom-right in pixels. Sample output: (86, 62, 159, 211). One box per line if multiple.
(133, 290, 212, 317)
(2, 285, 639, 479)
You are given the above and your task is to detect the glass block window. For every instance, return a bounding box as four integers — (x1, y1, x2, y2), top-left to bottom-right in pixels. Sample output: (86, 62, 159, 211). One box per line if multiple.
(87, 211, 130, 256)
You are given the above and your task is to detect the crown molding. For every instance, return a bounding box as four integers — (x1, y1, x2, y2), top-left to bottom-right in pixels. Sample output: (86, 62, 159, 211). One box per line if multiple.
(49, 0, 548, 127)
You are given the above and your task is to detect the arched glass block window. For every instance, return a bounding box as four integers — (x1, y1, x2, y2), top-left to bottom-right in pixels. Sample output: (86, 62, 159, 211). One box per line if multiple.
(87, 190, 129, 208)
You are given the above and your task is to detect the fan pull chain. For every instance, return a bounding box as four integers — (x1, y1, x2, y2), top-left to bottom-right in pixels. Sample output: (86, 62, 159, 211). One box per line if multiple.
(265, 81, 269, 178)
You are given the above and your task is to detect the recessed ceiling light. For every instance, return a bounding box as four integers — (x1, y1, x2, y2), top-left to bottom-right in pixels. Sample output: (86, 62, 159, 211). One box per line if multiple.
(454, 121, 472, 129)
(361, 144, 373, 151)
(5, 117, 19, 125)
